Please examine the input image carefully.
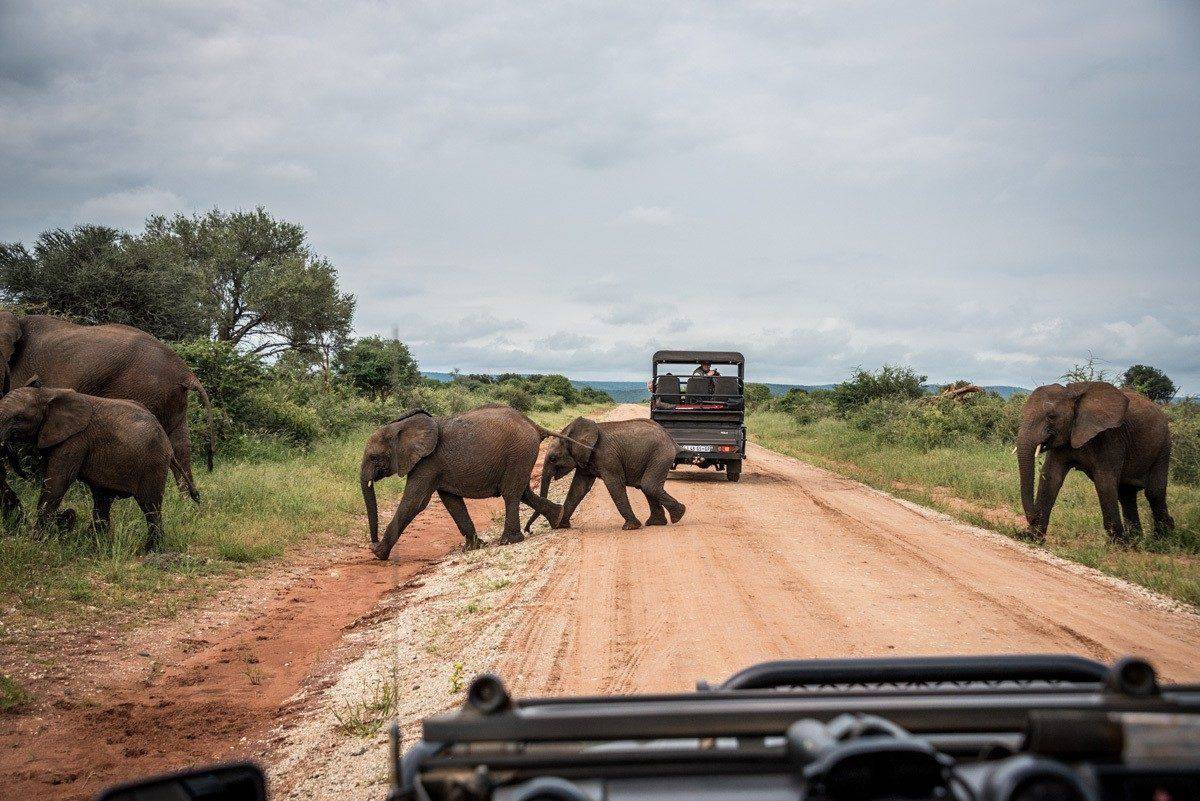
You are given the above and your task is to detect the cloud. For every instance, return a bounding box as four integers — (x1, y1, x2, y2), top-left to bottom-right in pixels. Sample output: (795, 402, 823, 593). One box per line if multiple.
(621, 205, 679, 226)
(78, 186, 185, 229)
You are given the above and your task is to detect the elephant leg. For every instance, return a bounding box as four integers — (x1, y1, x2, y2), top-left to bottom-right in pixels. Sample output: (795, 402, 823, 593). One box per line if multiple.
(372, 481, 434, 560)
(643, 490, 667, 525)
(136, 491, 165, 551)
(36, 448, 84, 531)
(640, 462, 685, 524)
(1117, 485, 1142, 537)
(1031, 457, 1068, 538)
(498, 492, 524, 545)
(91, 487, 115, 536)
(437, 490, 481, 549)
(167, 424, 201, 504)
(521, 487, 561, 529)
(1092, 471, 1126, 543)
(1145, 452, 1174, 536)
(602, 477, 641, 530)
(557, 472, 595, 529)
(0, 465, 21, 525)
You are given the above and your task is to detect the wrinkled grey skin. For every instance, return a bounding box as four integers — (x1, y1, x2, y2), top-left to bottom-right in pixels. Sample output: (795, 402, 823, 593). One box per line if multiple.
(361, 405, 572, 561)
(0, 379, 173, 549)
(529, 417, 685, 532)
(1017, 381, 1173, 543)
(0, 311, 214, 521)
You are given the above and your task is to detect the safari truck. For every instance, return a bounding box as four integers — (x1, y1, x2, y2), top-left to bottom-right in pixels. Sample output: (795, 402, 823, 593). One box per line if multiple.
(650, 350, 746, 481)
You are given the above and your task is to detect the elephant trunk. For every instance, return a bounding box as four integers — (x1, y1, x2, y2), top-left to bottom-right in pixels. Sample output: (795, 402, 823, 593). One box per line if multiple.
(1016, 429, 1040, 527)
(361, 469, 379, 543)
(524, 458, 555, 533)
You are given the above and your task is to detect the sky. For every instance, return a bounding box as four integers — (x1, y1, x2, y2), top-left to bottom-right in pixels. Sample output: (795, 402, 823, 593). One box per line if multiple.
(2, 1, 1198, 390)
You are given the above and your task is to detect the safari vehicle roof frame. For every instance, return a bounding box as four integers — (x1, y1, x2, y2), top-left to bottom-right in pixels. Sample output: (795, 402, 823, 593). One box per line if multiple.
(652, 350, 745, 381)
(420, 655, 1200, 745)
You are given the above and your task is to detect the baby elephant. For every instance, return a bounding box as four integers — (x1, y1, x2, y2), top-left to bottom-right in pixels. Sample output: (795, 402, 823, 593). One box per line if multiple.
(0, 378, 173, 549)
(529, 417, 685, 531)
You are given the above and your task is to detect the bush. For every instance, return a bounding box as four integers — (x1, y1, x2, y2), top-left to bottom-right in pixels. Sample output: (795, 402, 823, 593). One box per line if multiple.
(335, 336, 420, 399)
(744, 383, 772, 411)
(532, 394, 565, 413)
(832, 365, 927, 415)
(1169, 399, 1200, 485)
(494, 383, 534, 412)
(1124, 364, 1177, 404)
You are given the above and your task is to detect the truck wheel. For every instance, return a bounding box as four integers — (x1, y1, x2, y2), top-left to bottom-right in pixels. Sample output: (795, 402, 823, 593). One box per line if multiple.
(726, 462, 741, 482)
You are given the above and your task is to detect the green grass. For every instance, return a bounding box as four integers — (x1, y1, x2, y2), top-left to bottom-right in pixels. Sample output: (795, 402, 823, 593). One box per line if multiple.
(748, 411, 1200, 607)
(0, 404, 610, 634)
(0, 674, 31, 713)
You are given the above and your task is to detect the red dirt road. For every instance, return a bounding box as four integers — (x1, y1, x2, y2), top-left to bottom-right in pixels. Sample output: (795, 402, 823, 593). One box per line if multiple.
(493, 405, 1200, 693)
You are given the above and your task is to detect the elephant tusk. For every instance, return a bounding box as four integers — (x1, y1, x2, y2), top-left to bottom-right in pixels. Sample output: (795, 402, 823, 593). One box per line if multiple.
(367, 480, 374, 488)
(1034, 443, 1042, 458)
(1011, 446, 1017, 455)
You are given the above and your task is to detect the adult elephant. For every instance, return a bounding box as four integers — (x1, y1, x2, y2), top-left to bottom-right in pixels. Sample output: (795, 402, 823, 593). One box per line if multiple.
(1017, 381, 1172, 543)
(361, 405, 575, 560)
(527, 417, 685, 532)
(0, 311, 214, 514)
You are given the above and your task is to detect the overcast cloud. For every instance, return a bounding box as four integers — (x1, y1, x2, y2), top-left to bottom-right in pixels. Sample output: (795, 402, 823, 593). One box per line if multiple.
(2, 1, 1197, 389)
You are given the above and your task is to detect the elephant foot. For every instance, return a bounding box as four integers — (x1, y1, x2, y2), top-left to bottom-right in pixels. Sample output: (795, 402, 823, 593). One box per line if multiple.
(545, 504, 563, 528)
(463, 535, 484, 551)
(645, 517, 667, 526)
(371, 542, 392, 561)
(622, 520, 642, 531)
(498, 531, 525, 545)
(555, 520, 572, 530)
(668, 503, 686, 523)
(56, 509, 78, 531)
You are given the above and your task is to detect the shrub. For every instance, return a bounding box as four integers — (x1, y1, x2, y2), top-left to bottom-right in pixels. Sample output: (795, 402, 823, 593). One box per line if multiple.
(335, 336, 420, 399)
(1123, 364, 1177, 404)
(1168, 398, 1200, 485)
(494, 383, 534, 412)
(744, 383, 772, 411)
(532, 394, 565, 413)
(832, 365, 927, 415)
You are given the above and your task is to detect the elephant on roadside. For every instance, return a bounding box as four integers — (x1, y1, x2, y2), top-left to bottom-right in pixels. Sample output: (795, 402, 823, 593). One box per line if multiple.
(361, 405, 579, 560)
(0, 311, 214, 521)
(0, 378, 174, 549)
(527, 417, 685, 532)
(1016, 381, 1173, 543)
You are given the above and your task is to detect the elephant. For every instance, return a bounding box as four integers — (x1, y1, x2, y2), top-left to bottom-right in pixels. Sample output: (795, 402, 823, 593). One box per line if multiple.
(0, 311, 214, 520)
(361, 404, 584, 561)
(527, 417, 686, 532)
(0, 378, 174, 549)
(1017, 381, 1173, 543)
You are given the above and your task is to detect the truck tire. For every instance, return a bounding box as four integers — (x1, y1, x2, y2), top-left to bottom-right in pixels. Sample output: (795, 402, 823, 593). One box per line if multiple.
(726, 461, 741, 482)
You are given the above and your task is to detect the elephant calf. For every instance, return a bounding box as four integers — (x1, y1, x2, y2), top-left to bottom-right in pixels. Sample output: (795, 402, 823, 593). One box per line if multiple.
(361, 405, 574, 560)
(528, 417, 685, 532)
(0, 378, 173, 549)
(1017, 381, 1173, 543)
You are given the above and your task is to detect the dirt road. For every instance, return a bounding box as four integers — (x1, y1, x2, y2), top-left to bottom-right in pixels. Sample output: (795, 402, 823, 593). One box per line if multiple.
(6, 403, 1198, 800)
(269, 404, 1199, 800)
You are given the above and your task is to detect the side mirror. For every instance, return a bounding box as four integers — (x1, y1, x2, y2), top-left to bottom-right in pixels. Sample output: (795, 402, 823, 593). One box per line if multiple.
(97, 763, 267, 801)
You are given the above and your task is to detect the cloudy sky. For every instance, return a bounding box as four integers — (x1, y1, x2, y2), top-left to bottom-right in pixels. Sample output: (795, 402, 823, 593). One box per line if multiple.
(2, 1, 1198, 389)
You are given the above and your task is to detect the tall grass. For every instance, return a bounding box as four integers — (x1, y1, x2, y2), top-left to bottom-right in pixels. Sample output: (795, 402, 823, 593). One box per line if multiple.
(749, 411, 1200, 607)
(0, 404, 608, 630)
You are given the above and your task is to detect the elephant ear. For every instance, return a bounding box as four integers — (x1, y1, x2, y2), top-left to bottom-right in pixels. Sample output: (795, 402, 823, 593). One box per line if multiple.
(39, 391, 95, 449)
(1068, 382, 1129, 449)
(565, 417, 600, 465)
(0, 311, 21, 393)
(388, 412, 439, 476)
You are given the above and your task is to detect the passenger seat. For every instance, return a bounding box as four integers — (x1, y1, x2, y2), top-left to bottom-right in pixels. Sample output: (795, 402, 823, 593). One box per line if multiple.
(712, 376, 742, 408)
(685, 375, 713, 402)
(656, 374, 682, 405)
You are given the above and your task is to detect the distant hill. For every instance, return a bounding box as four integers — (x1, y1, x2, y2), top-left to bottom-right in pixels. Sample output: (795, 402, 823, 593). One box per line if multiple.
(422, 373, 1029, 402)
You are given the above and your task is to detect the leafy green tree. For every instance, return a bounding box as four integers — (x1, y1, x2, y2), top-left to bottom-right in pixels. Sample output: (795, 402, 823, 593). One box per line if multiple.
(1061, 354, 1113, 384)
(744, 382, 772, 410)
(1122, 364, 1176, 403)
(0, 225, 208, 340)
(335, 336, 420, 399)
(145, 208, 355, 356)
(832, 365, 927, 415)
(536, 374, 575, 402)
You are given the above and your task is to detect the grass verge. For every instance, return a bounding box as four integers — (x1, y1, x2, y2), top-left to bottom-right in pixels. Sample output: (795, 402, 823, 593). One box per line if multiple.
(748, 410, 1200, 607)
(0, 404, 610, 636)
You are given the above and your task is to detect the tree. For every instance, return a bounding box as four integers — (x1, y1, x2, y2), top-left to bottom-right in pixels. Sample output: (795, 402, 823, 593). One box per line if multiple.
(744, 382, 772, 410)
(1123, 364, 1176, 403)
(832, 365, 927, 415)
(146, 208, 355, 356)
(0, 225, 208, 340)
(1061, 354, 1113, 384)
(335, 336, 420, 399)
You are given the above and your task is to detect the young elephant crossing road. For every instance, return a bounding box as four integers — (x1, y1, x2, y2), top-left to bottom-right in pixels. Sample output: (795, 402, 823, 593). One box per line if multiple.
(529, 417, 685, 532)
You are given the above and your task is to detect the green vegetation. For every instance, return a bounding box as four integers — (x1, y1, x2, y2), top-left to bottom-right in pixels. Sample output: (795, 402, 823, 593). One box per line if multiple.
(748, 364, 1200, 606)
(1124, 364, 1178, 404)
(0, 674, 31, 713)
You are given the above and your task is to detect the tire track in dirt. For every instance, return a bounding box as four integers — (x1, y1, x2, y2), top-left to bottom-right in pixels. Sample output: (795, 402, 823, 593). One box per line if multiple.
(497, 405, 1200, 693)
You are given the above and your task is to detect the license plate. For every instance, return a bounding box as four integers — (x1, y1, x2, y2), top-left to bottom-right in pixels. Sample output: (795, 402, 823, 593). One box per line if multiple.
(681, 444, 714, 452)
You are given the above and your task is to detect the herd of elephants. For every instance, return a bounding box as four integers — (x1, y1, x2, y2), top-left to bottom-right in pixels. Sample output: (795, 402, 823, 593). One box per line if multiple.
(0, 310, 1177, 554)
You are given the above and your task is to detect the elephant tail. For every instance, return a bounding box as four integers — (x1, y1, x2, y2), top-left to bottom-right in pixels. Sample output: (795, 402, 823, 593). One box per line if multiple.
(189, 377, 216, 472)
(532, 423, 594, 452)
